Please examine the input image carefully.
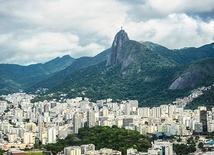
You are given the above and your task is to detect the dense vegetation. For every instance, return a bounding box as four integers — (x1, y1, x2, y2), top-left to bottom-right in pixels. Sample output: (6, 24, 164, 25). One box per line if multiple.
(0, 149, 5, 155)
(32, 58, 214, 108)
(141, 41, 214, 65)
(44, 126, 152, 154)
(36, 41, 213, 108)
(173, 144, 196, 155)
(173, 137, 197, 155)
(27, 49, 110, 91)
(45, 59, 188, 107)
(186, 86, 214, 110)
(46, 41, 178, 106)
(1, 35, 214, 109)
(0, 56, 74, 94)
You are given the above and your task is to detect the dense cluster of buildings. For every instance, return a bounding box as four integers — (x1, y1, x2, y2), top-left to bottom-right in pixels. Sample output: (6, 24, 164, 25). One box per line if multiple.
(0, 92, 214, 154)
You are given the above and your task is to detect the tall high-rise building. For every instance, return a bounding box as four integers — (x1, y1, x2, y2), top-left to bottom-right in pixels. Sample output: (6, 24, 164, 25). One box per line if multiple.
(137, 107, 150, 117)
(44, 104, 50, 112)
(124, 102, 131, 115)
(48, 127, 56, 143)
(73, 112, 82, 134)
(87, 110, 95, 128)
(23, 132, 35, 144)
(168, 105, 175, 118)
(151, 107, 161, 118)
(102, 107, 109, 116)
(38, 121, 45, 141)
(160, 105, 169, 116)
(200, 110, 207, 132)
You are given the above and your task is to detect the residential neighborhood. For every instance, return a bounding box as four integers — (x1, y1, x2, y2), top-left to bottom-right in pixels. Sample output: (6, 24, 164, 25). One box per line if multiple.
(1, 91, 214, 154)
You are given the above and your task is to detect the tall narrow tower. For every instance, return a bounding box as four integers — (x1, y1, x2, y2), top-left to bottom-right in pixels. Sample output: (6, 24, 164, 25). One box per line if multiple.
(47, 127, 56, 143)
(87, 110, 96, 128)
(200, 110, 207, 132)
(73, 112, 82, 134)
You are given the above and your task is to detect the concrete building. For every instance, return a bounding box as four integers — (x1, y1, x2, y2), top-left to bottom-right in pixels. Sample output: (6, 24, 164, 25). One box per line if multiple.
(23, 132, 34, 144)
(123, 118, 134, 127)
(47, 127, 56, 143)
(8, 134, 18, 143)
(207, 120, 214, 132)
(151, 107, 161, 118)
(137, 107, 150, 118)
(200, 110, 208, 132)
(194, 122, 203, 133)
(80, 144, 95, 154)
(154, 141, 173, 155)
(87, 110, 96, 128)
(124, 102, 131, 115)
(160, 105, 168, 116)
(25, 121, 37, 132)
(73, 112, 83, 134)
(64, 146, 81, 155)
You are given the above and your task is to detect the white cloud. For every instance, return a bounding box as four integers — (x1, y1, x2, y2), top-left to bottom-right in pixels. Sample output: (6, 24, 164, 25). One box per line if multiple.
(125, 13, 214, 49)
(148, 0, 214, 14)
(0, 0, 213, 65)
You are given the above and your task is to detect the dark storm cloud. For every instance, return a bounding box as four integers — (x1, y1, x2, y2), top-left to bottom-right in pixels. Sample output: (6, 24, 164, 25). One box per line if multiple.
(187, 12, 214, 22)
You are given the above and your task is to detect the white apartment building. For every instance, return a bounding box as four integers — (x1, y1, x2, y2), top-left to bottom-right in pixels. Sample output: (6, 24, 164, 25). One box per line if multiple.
(73, 112, 83, 134)
(64, 146, 81, 155)
(47, 127, 56, 143)
(23, 132, 35, 144)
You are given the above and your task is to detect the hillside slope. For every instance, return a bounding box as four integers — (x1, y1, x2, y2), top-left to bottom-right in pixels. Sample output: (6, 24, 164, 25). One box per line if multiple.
(42, 31, 214, 107)
(141, 41, 214, 65)
(27, 49, 110, 92)
(0, 55, 74, 94)
(48, 40, 181, 106)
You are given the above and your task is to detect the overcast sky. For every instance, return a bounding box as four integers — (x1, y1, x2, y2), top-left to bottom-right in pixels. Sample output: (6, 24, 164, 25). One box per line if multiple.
(0, 0, 214, 65)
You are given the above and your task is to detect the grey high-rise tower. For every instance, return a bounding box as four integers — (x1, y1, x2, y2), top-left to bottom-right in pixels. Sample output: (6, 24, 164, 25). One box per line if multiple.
(87, 110, 96, 128)
(73, 112, 82, 134)
(200, 110, 207, 132)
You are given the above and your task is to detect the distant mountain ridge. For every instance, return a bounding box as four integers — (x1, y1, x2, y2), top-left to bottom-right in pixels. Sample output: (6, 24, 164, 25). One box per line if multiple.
(27, 48, 110, 91)
(1, 29, 214, 108)
(141, 41, 214, 65)
(42, 30, 214, 107)
(0, 55, 75, 94)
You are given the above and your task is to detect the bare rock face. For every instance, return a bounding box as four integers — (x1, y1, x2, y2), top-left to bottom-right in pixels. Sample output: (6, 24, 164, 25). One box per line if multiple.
(106, 30, 129, 66)
(169, 69, 203, 90)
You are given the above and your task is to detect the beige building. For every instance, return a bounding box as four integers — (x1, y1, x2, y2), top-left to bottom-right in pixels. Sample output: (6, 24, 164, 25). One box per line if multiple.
(64, 146, 81, 155)
(23, 132, 35, 144)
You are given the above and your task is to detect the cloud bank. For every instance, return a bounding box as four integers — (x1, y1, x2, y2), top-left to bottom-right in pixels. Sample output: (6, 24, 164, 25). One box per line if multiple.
(0, 0, 214, 65)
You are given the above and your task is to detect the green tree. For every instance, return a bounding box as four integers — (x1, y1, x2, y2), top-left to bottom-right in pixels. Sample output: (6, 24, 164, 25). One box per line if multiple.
(0, 149, 5, 155)
(177, 136, 182, 142)
(43, 126, 152, 155)
(198, 142, 204, 149)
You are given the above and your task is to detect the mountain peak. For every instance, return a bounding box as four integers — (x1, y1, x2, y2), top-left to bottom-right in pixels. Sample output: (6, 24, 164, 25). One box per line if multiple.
(106, 29, 129, 66)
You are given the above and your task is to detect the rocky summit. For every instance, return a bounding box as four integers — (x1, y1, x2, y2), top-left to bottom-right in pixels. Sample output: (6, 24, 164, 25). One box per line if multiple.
(106, 29, 129, 66)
